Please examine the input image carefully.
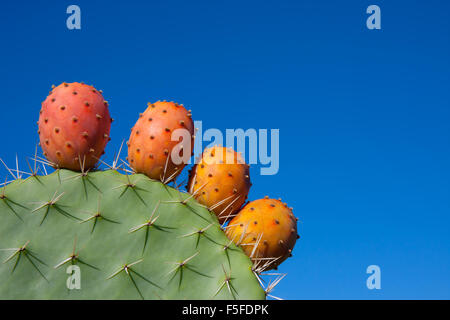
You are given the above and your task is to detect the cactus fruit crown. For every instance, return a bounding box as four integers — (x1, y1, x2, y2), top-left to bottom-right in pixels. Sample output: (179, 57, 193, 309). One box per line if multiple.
(0, 82, 299, 300)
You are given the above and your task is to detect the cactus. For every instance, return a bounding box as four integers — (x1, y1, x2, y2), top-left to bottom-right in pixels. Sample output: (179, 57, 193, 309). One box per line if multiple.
(187, 146, 251, 224)
(127, 101, 194, 183)
(0, 82, 293, 300)
(38, 82, 112, 171)
(0, 168, 265, 299)
(226, 198, 298, 271)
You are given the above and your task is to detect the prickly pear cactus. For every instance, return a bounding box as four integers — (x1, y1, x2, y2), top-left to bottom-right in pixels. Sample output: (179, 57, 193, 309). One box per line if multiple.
(0, 169, 265, 300)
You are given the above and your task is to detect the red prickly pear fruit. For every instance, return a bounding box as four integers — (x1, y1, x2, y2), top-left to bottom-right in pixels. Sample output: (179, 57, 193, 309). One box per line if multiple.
(225, 198, 298, 271)
(38, 82, 112, 171)
(187, 146, 251, 224)
(127, 101, 194, 182)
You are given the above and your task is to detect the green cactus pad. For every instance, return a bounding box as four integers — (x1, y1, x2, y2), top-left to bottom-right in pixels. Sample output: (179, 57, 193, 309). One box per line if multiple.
(0, 169, 265, 300)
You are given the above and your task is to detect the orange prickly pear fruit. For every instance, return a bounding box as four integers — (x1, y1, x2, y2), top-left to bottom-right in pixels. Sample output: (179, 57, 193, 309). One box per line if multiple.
(127, 101, 194, 182)
(225, 197, 299, 271)
(187, 146, 251, 224)
(38, 82, 112, 171)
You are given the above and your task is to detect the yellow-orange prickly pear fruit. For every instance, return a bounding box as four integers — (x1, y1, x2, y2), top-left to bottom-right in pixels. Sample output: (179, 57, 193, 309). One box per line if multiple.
(225, 197, 298, 271)
(127, 101, 194, 182)
(187, 146, 251, 224)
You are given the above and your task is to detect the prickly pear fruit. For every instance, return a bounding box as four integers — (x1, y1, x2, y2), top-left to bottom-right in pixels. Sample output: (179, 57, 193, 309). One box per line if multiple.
(225, 197, 298, 271)
(127, 101, 194, 182)
(38, 82, 112, 171)
(187, 146, 251, 224)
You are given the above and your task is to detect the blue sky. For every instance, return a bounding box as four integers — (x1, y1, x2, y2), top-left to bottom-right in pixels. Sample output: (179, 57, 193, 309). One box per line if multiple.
(0, 0, 449, 299)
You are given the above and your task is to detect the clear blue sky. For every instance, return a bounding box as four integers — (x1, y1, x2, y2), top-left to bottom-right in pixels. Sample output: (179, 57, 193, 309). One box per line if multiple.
(0, 0, 449, 299)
